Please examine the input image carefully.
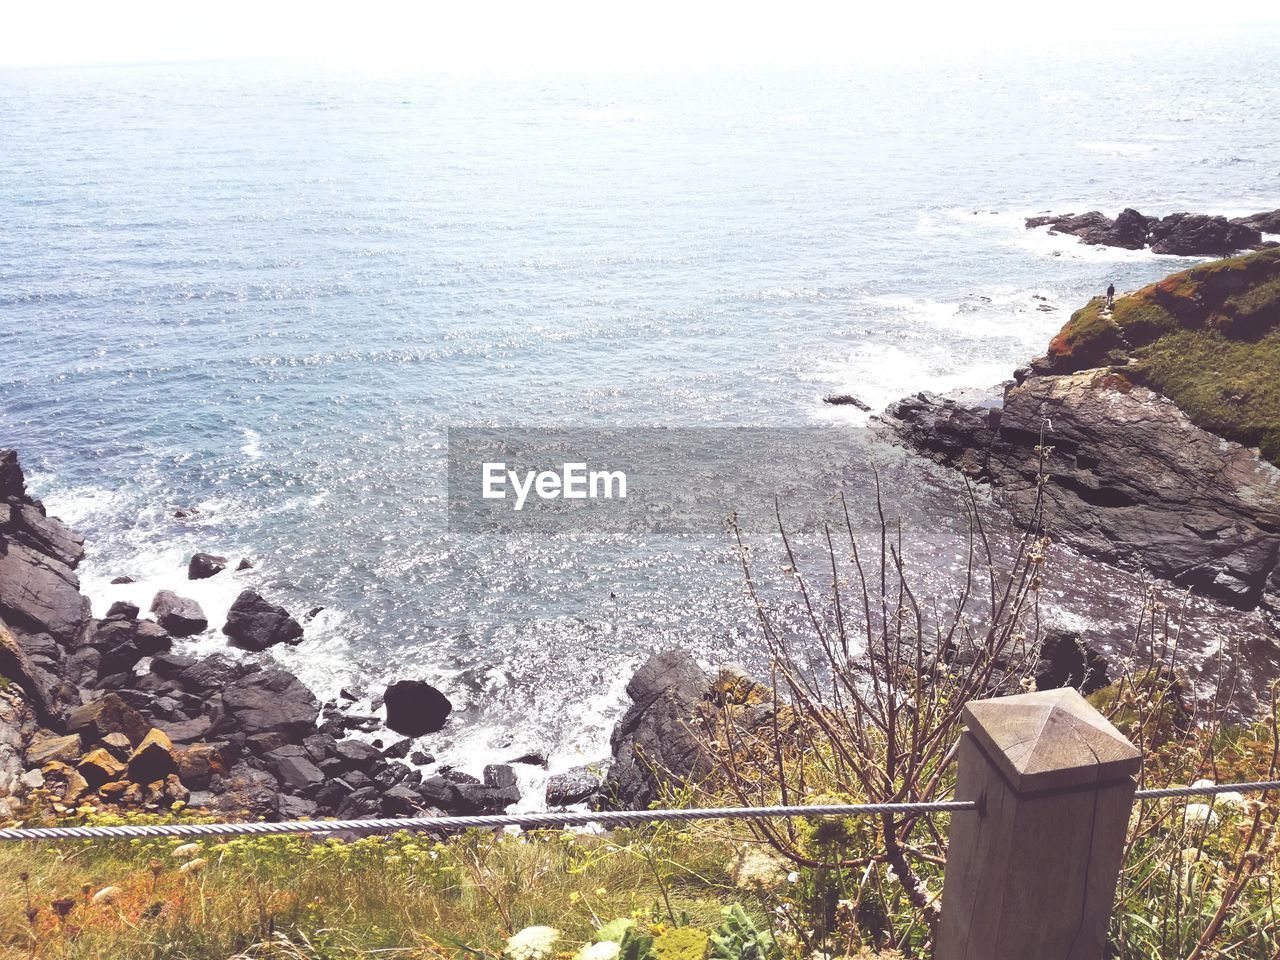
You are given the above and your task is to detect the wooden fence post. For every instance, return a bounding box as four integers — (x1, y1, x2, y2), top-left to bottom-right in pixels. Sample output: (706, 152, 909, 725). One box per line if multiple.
(935, 687, 1141, 960)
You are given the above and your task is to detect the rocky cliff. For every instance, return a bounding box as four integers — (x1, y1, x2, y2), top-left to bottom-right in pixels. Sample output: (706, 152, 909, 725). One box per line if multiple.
(883, 248, 1280, 629)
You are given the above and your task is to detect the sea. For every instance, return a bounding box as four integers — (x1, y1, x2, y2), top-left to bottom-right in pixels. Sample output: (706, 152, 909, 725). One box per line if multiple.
(3, 24, 1280, 802)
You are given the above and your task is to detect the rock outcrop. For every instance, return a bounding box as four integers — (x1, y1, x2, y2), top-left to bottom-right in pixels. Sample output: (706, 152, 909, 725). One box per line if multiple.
(603, 650, 715, 810)
(222, 590, 303, 651)
(1026, 207, 1271, 256)
(882, 248, 1280, 626)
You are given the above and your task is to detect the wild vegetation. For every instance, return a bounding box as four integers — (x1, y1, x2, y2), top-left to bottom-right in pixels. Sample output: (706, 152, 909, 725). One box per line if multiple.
(1045, 246, 1280, 461)
(3, 478, 1280, 959)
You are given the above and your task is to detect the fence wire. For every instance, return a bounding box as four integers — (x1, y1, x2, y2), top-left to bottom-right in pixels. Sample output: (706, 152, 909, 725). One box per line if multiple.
(2, 778, 1279, 842)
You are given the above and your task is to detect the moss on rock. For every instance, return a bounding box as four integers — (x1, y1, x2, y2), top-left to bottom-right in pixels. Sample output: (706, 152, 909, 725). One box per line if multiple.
(1043, 246, 1280, 463)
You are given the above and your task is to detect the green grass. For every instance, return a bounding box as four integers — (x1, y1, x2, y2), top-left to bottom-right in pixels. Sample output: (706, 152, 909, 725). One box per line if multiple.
(1044, 246, 1280, 463)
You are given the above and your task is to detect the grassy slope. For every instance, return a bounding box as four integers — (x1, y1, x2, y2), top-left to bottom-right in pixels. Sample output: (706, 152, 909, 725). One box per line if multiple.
(1045, 246, 1280, 462)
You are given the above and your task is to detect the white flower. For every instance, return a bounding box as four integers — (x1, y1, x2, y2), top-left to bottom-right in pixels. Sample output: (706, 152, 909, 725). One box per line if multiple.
(506, 926, 559, 960)
(1183, 803, 1218, 828)
(575, 942, 621, 960)
(92, 886, 122, 905)
(178, 858, 207, 875)
(173, 843, 201, 859)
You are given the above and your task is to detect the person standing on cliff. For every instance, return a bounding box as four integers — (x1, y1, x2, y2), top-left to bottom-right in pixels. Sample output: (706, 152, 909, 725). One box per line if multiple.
(1106, 282, 1116, 309)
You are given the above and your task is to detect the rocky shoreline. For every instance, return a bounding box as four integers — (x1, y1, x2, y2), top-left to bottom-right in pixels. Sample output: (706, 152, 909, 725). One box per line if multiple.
(0, 448, 553, 822)
(1025, 207, 1280, 256)
(880, 248, 1280, 635)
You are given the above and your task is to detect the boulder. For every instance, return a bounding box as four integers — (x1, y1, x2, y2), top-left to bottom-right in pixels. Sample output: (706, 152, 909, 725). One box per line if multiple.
(334, 739, 381, 770)
(77, 748, 128, 788)
(173, 654, 257, 695)
(1149, 213, 1260, 256)
(110, 576, 136, 585)
(483, 764, 517, 790)
(25, 733, 83, 767)
(66, 693, 150, 745)
(209, 763, 280, 818)
(105, 601, 140, 620)
(222, 590, 303, 651)
(266, 744, 325, 795)
(383, 680, 452, 737)
(219, 669, 320, 740)
(150, 591, 207, 637)
(603, 650, 714, 810)
(187, 553, 228, 580)
(99, 732, 132, 760)
(546, 767, 603, 807)
(128, 728, 179, 784)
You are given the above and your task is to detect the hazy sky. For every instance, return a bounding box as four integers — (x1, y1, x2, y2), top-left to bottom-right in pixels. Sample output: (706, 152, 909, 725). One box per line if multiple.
(3, 0, 1278, 69)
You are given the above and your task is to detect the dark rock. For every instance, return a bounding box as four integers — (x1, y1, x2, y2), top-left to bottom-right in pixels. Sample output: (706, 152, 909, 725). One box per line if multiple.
(236, 558, 253, 571)
(105, 601, 140, 620)
(381, 785, 423, 816)
(188, 553, 228, 580)
(210, 763, 280, 818)
(66, 693, 150, 745)
(1079, 207, 1153, 250)
(0, 450, 25, 500)
(150, 590, 208, 637)
(1232, 209, 1280, 234)
(110, 576, 136, 585)
(222, 590, 303, 651)
(0, 538, 90, 646)
(149, 653, 198, 679)
(1034, 629, 1112, 695)
(266, 745, 325, 795)
(1149, 213, 1260, 257)
(409, 749, 435, 766)
(547, 767, 603, 807)
(156, 716, 214, 746)
(823, 394, 872, 411)
(127, 728, 179, 785)
(483, 764, 517, 790)
(334, 739, 381, 770)
(303, 733, 339, 764)
(279, 795, 318, 819)
(173, 507, 201, 520)
(882, 371, 1280, 611)
(509, 751, 547, 767)
(383, 738, 413, 760)
(176, 654, 257, 695)
(218, 669, 320, 740)
(175, 742, 232, 790)
(603, 650, 714, 810)
(0, 620, 57, 721)
(305, 606, 324, 621)
(383, 680, 452, 737)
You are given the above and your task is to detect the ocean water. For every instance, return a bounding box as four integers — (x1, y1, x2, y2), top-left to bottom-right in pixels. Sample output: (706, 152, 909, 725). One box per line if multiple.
(3, 28, 1280, 789)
